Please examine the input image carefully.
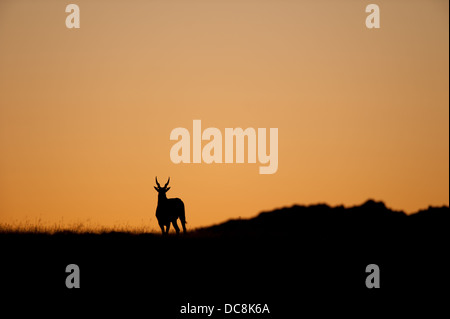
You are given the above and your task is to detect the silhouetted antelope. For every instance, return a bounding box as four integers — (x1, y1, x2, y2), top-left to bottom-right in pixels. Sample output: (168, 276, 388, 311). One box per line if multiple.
(154, 177, 187, 235)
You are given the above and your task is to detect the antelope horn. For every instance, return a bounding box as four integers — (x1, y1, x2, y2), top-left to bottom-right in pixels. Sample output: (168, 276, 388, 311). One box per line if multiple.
(155, 176, 161, 188)
(164, 177, 170, 188)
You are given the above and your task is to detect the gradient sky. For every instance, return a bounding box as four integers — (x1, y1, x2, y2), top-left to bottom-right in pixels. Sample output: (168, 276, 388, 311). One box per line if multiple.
(0, 0, 448, 230)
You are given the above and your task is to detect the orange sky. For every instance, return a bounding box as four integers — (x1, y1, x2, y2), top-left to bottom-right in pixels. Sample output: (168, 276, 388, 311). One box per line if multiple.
(0, 0, 448, 230)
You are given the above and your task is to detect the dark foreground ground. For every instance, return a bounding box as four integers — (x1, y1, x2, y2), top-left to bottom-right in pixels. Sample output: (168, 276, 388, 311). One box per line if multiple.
(1, 200, 449, 317)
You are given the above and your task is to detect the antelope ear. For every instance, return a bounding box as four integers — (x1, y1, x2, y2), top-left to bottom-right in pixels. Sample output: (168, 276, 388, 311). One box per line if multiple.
(154, 186, 159, 191)
(166, 187, 171, 192)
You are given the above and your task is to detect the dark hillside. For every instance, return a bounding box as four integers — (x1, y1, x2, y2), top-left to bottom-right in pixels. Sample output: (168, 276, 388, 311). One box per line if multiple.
(1, 200, 448, 317)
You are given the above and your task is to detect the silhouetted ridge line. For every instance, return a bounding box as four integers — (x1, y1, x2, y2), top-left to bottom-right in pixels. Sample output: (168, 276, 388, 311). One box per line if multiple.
(196, 199, 449, 238)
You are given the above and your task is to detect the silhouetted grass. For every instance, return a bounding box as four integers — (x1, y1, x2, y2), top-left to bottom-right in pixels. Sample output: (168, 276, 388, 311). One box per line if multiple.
(0, 220, 158, 235)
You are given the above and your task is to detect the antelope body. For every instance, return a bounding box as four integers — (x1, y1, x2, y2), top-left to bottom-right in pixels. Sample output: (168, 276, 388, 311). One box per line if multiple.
(154, 177, 187, 235)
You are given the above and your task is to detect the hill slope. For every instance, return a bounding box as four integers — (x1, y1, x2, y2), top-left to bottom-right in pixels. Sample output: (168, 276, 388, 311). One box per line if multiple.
(197, 199, 449, 239)
(1, 200, 448, 317)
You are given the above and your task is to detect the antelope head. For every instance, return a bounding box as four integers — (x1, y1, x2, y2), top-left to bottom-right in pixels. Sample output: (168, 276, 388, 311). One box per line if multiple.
(154, 177, 171, 199)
